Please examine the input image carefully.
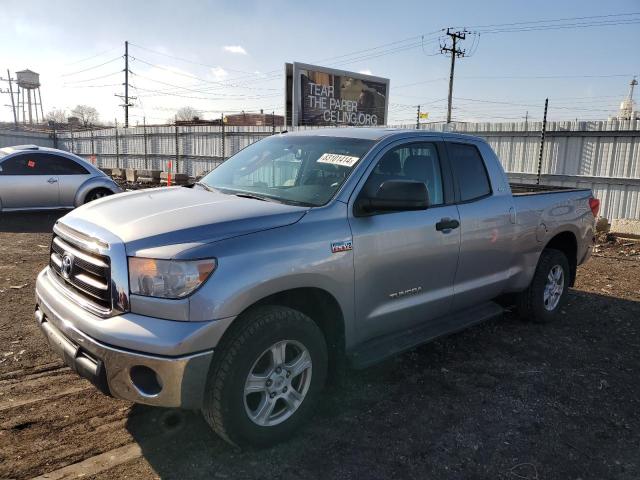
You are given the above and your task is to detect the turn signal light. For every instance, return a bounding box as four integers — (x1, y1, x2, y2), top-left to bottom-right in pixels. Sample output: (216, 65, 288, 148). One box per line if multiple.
(589, 197, 600, 217)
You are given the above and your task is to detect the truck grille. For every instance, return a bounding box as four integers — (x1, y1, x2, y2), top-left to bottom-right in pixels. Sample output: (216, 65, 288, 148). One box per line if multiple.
(50, 234, 112, 310)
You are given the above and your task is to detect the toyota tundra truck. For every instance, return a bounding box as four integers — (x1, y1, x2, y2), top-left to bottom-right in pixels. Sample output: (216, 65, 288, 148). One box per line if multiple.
(34, 128, 598, 447)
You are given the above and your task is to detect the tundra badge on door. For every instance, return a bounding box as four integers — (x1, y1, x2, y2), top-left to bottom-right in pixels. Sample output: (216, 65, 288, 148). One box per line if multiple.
(331, 240, 353, 253)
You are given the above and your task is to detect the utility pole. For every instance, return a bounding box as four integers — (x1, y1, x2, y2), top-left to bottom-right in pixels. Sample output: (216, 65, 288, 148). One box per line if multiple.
(125, 40, 129, 128)
(143, 116, 148, 170)
(1, 70, 18, 126)
(115, 40, 135, 127)
(536, 98, 549, 185)
(440, 28, 467, 123)
(416, 105, 421, 129)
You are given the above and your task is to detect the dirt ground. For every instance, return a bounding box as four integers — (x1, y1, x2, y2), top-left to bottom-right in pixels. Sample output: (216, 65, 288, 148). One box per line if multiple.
(0, 211, 639, 480)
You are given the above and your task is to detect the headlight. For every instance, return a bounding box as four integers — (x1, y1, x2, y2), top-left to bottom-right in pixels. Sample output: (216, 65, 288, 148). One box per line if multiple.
(128, 257, 217, 299)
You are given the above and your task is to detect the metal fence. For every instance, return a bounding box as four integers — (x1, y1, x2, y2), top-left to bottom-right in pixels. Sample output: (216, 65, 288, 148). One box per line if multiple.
(0, 129, 53, 149)
(1, 119, 639, 220)
(52, 124, 337, 177)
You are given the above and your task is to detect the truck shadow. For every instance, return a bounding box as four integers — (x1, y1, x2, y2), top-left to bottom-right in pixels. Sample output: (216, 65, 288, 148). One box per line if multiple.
(125, 289, 640, 479)
(0, 211, 67, 233)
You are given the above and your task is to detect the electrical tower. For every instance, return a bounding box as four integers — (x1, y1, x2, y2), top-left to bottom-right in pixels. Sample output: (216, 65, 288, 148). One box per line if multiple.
(115, 40, 135, 127)
(440, 28, 468, 123)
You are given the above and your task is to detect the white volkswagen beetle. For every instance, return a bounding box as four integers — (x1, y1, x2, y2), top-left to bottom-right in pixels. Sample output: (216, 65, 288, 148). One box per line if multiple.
(0, 145, 121, 211)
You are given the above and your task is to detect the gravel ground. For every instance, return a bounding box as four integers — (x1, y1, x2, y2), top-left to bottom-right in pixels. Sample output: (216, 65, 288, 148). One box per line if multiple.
(0, 211, 638, 480)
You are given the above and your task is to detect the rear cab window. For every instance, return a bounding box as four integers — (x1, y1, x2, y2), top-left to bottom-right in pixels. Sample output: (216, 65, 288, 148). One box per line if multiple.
(447, 143, 492, 202)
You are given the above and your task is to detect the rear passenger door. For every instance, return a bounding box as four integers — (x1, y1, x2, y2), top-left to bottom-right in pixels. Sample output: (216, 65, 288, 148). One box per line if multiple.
(447, 141, 516, 311)
(0, 153, 60, 209)
(349, 140, 461, 342)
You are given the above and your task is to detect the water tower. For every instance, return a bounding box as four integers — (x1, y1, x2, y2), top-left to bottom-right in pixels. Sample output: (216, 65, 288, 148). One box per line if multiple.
(16, 69, 44, 124)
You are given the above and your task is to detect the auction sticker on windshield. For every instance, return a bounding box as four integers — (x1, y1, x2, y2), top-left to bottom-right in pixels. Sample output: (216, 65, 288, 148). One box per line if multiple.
(317, 153, 360, 167)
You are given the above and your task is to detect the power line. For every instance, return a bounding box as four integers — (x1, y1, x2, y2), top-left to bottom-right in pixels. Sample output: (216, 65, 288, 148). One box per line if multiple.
(131, 56, 281, 91)
(452, 11, 640, 30)
(63, 47, 119, 67)
(63, 70, 122, 84)
(61, 83, 122, 88)
(130, 71, 280, 99)
(476, 18, 640, 34)
(132, 84, 279, 101)
(128, 43, 260, 75)
(61, 55, 122, 77)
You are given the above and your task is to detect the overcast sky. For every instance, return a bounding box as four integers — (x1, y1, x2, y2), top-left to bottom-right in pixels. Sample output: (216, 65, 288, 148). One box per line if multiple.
(1, 0, 638, 125)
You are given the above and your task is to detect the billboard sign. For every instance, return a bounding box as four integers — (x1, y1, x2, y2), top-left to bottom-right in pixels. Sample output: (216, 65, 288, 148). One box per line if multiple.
(285, 62, 389, 127)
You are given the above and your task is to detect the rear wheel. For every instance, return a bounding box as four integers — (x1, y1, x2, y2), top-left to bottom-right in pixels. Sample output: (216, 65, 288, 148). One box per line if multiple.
(517, 248, 570, 323)
(84, 188, 113, 204)
(202, 306, 328, 447)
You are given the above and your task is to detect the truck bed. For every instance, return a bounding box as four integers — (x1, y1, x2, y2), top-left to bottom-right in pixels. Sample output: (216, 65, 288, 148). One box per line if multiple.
(509, 182, 590, 196)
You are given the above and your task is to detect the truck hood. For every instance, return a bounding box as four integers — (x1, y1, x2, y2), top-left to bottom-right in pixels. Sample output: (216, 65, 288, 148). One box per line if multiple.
(61, 186, 308, 257)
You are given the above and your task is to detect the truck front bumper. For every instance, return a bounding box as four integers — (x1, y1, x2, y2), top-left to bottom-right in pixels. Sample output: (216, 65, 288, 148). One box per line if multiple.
(35, 268, 217, 409)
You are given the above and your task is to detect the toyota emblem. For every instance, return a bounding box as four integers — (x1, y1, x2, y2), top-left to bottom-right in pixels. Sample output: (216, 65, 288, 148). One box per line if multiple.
(61, 253, 74, 279)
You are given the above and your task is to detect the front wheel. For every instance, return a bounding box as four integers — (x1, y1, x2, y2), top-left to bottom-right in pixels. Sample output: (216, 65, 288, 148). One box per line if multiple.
(84, 188, 113, 204)
(202, 306, 328, 447)
(517, 248, 570, 323)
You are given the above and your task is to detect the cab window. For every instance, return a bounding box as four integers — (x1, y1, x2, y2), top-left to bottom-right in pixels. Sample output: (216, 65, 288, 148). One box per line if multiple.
(362, 142, 444, 206)
(448, 143, 491, 202)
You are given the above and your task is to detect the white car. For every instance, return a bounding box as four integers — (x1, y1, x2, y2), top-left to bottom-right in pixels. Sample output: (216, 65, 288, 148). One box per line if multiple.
(0, 145, 121, 211)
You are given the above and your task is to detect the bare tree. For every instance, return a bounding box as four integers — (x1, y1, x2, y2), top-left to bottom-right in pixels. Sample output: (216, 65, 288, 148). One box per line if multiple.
(175, 106, 200, 122)
(45, 108, 67, 124)
(70, 105, 100, 126)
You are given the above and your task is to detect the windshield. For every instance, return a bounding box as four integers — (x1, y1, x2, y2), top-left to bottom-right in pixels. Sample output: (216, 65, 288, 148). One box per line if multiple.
(200, 135, 375, 207)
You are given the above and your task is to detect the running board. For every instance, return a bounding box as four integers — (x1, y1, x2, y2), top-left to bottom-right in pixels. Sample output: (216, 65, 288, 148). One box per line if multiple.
(348, 301, 504, 369)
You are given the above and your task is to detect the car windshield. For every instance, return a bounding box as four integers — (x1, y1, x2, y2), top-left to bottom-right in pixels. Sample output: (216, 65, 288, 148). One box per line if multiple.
(200, 135, 375, 207)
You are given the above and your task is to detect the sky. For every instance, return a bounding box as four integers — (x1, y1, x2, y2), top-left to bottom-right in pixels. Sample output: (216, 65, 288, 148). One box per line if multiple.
(0, 0, 638, 125)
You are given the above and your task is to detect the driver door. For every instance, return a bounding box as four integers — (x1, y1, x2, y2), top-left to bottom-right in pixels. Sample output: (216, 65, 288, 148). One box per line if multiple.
(0, 153, 60, 209)
(349, 141, 461, 343)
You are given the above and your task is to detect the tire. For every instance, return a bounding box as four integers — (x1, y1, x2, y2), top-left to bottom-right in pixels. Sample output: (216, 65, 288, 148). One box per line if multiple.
(517, 248, 570, 323)
(202, 305, 328, 447)
(84, 188, 113, 204)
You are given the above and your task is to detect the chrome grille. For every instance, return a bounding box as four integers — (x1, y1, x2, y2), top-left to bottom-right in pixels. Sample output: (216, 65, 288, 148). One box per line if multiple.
(50, 234, 112, 310)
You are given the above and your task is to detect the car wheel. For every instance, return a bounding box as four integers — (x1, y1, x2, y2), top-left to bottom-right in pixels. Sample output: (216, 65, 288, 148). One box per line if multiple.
(84, 188, 113, 204)
(517, 248, 570, 323)
(202, 305, 328, 447)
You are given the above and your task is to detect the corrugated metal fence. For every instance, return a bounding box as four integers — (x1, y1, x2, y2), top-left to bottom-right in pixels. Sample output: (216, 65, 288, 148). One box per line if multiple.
(1, 119, 639, 219)
(425, 119, 640, 220)
(0, 129, 53, 149)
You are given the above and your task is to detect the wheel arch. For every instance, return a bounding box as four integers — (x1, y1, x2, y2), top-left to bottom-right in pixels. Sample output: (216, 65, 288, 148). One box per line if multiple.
(229, 287, 346, 380)
(543, 230, 578, 286)
(73, 176, 121, 206)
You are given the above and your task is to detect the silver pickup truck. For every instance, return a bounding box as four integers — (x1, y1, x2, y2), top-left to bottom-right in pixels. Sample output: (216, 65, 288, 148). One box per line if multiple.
(34, 128, 598, 446)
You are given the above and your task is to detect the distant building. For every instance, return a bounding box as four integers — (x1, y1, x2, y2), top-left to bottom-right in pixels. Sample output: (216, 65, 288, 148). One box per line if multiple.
(174, 111, 284, 127)
(219, 111, 285, 126)
(175, 117, 217, 126)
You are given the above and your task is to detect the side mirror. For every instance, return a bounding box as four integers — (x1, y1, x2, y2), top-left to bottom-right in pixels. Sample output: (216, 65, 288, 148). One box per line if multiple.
(356, 179, 430, 215)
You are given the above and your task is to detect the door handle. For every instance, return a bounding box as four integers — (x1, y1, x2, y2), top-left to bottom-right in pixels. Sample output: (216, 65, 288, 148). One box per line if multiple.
(47, 177, 58, 184)
(436, 218, 460, 232)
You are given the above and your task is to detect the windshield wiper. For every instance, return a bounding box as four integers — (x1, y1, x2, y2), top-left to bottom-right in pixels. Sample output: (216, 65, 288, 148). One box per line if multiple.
(195, 182, 218, 193)
(233, 192, 270, 202)
(222, 189, 314, 207)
